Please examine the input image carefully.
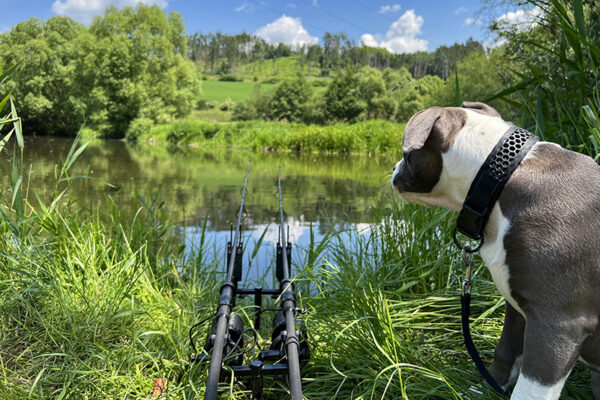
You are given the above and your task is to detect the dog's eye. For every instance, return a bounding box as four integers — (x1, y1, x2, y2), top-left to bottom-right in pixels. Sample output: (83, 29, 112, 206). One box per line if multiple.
(403, 152, 416, 177)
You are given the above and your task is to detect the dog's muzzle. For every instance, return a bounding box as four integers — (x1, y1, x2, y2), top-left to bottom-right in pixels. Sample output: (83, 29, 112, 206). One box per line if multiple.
(391, 161, 405, 191)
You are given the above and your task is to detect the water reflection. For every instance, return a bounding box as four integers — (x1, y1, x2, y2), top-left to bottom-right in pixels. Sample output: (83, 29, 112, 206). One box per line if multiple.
(1, 137, 395, 279)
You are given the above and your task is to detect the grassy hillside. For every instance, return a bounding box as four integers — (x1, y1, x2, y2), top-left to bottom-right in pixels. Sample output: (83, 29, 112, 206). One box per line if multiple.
(199, 80, 275, 103)
(235, 56, 325, 81)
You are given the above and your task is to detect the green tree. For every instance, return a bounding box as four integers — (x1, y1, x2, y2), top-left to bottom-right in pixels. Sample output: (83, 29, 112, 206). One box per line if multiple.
(324, 71, 365, 122)
(232, 86, 273, 121)
(270, 78, 312, 122)
(0, 5, 200, 138)
(439, 51, 508, 115)
(0, 17, 91, 135)
(88, 5, 200, 136)
(355, 66, 398, 119)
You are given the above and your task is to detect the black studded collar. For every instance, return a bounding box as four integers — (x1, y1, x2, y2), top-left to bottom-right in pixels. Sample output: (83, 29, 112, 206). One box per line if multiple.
(454, 126, 539, 245)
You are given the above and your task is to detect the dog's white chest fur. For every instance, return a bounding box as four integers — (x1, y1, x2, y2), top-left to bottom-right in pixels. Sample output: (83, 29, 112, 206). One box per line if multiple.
(480, 207, 525, 316)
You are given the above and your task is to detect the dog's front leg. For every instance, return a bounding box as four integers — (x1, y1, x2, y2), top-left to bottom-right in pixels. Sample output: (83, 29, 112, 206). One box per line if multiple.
(490, 302, 525, 390)
(592, 371, 600, 400)
(510, 315, 583, 400)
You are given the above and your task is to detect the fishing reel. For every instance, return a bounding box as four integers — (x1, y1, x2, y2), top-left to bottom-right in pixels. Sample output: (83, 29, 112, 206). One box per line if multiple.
(194, 313, 245, 366)
(259, 310, 310, 364)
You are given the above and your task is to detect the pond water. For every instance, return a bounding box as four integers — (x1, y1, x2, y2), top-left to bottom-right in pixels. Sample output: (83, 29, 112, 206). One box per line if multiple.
(1, 137, 399, 283)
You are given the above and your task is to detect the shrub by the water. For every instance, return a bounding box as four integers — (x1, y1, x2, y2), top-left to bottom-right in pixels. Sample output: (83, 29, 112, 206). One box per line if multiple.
(144, 119, 405, 154)
(125, 117, 154, 141)
(324, 71, 366, 122)
(158, 120, 221, 143)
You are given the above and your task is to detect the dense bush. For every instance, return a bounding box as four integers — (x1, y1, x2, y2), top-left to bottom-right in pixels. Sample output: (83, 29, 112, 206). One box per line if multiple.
(153, 120, 221, 143)
(196, 99, 216, 110)
(218, 74, 241, 82)
(232, 89, 274, 121)
(219, 97, 235, 111)
(324, 71, 366, 122)
(125, 117, 154, 141)
(270, 77, 312, 122)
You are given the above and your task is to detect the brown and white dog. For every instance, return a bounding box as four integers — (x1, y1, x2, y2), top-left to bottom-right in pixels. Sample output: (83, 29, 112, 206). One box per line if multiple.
(391, 102, 600, 400)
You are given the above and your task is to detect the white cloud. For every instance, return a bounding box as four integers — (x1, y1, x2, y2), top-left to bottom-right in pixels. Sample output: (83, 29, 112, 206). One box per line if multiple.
(360, 33, 379, 47)
(485, 7, 543, 48)
(379, 4, 401, 14)
(464, 17, 482, 26)
(256, 15, 318, 48)
(496, 7, 542, 31)
(52, 0, 168, 24)
(454, 6, 467, 15)
(360, 10, 427, 54)
(252, 219, 308, 244)
(234, 2, 250, 12)
(486, 36, 507, 49)
(286, 3, 296, 9)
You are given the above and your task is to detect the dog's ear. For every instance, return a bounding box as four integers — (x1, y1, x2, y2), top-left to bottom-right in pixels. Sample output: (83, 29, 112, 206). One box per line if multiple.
(461, 101, 501, 118)
(402, 108, 443, 153)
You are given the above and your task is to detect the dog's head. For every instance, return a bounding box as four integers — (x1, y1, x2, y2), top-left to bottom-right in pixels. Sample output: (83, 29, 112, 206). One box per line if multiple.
(392, 102, 511, 210)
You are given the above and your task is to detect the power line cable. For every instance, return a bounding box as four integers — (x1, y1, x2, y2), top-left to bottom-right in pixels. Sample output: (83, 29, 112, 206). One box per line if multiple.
(299, 0, 373, 35)
(348, 0, 397, 24)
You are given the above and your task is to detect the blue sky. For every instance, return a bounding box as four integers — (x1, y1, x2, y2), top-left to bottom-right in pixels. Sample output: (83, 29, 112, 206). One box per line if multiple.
(1, 1, 534, 52)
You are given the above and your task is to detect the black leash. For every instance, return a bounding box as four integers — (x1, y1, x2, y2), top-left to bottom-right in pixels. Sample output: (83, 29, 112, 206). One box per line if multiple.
(453, 125, 538, 398)
(459, 248, 509, 397)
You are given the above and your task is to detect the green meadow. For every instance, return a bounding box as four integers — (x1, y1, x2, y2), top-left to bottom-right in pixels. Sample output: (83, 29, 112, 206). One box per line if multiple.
(199, 80, 276, 104)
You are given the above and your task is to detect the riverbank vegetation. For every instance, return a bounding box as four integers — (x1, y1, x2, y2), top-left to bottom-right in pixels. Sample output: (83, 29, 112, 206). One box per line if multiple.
(139, 119, 404, 154)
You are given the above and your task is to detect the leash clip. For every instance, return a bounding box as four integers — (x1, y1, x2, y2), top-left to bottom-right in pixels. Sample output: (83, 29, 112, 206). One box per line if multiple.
(461, 248, 473, 296)
(452, 227, 484, 253)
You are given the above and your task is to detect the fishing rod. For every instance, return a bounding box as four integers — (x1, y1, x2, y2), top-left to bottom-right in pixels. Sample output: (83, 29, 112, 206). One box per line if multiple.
(203, 163, 250, 400)
(191, 165, 308, 400)
(275, 166, 303, 399)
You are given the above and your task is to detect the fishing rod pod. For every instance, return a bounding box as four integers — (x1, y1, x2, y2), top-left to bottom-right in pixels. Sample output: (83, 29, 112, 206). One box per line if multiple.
(193, 165, 309, 400)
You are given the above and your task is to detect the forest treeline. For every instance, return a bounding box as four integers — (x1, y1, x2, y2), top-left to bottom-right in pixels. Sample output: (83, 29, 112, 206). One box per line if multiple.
(1, 0, 599, 153)
(189, 31, 484, 80)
